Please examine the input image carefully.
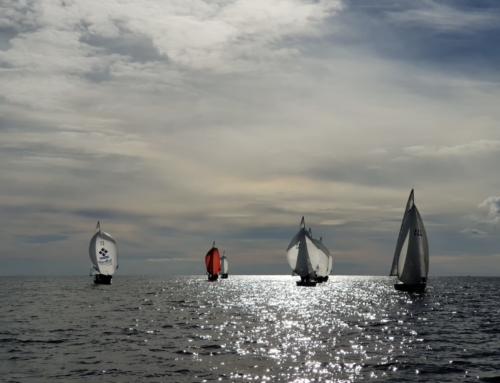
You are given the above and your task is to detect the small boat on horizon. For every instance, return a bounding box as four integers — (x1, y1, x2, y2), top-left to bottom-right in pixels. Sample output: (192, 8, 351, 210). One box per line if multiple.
(89, 221, 118, 285)
(220, 251, 229, 279)
(390, 189, 429, 293)
(286, 217, 320, 286)
(205, 241, 221, 281)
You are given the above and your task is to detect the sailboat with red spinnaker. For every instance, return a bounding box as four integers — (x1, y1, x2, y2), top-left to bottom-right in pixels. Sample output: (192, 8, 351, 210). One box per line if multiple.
(205, 241, 221, 281)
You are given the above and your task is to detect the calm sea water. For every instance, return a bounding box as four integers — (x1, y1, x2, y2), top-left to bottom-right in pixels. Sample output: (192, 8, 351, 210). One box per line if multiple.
(1, 276, 499, 382)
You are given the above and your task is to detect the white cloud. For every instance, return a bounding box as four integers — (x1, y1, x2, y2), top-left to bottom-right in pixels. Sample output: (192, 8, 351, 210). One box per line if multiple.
(478, 197, 500, 224)
(459, 228, 487, 237)
(319, 219, 346, 226)
(0, 0, 343, 75)
(387, 1, 500, 33)
(404, 140, 500, 158)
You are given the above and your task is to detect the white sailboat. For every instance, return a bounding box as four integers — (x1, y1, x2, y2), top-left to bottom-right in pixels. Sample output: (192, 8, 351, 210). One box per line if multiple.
(390, 190, 429, 292)
(286, 217, 320, 286)
(89, 221, 118, 284)
(220, 251, 229, 279)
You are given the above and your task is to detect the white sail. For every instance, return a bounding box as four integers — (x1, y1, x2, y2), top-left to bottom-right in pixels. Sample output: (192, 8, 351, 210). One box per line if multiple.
(391, 191, 429, 284)
(320, 236, 333, 275)
(311, 237, 331, 278)
(89, 221, 118, 276)
(286, 217, 320, 279)
(390, 189, 414, 276)
(220, 251, 229, 274)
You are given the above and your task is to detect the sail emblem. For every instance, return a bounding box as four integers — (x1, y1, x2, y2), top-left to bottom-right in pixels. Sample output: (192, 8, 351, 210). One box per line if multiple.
(99, 248, 109, 258)
(414, 229, 423, 237)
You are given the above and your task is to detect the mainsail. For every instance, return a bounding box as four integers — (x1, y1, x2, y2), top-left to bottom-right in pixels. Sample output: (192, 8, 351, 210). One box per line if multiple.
(390, 190, 429, 283)
(88, 221, 118, 276)
(205, 241, 221, 276)
(220, 251, 229, 274)
(286, 217, 320, 279)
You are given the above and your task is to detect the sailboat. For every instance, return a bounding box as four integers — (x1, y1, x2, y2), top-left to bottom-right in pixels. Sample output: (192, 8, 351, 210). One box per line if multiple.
(390, 189, 429, 293)
(286, 217, 320, 286)
(220, 251, 229, 279)
(205, 241, 221, 281)
(89, 221, 118, 285)
(312, 235, 332, 283)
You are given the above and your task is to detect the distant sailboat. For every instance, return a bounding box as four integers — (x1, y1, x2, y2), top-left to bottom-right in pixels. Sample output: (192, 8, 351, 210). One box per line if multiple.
(390, 189, 429, 292)
(205, 241, 221, 281)
(220, 251, 229, 279)
(89, 221, 118, 285)
(286, 217, 320, 286)
(312, 235, 332, 283)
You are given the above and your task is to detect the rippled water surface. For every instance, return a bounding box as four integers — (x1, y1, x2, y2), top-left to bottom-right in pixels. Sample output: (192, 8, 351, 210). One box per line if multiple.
(1, 276, 500, 382)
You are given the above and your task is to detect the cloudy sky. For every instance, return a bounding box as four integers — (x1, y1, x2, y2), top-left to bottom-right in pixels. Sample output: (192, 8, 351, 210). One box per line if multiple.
(1, 0, 500, 276)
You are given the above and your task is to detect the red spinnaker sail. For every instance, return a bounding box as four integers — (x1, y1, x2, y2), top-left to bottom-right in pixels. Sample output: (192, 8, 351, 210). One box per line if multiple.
(205, 247, 221, 275)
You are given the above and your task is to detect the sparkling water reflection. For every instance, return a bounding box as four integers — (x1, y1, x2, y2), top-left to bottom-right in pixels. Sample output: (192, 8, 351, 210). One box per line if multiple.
(1, 276, 499, 382)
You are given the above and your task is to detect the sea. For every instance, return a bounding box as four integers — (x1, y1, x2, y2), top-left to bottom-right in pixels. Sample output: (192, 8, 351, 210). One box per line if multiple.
(1, 276, 499, 382)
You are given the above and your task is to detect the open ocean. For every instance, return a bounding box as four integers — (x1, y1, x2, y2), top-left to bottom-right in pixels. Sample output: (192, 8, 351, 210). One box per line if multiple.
(1, 276, 499, 382)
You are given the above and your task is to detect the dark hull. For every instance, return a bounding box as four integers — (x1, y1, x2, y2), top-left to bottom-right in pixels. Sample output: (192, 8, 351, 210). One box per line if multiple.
(94, 275, 112, 285)
(316, 276, 329, 283)
(394, 283, 426, 293)
(221, 274, 228, 279)
(296, 281, 317, 287)
(208, 274, 219, 281)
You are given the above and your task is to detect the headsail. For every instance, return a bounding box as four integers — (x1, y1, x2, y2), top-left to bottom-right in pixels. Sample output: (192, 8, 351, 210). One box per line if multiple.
(312, 236, 331, 278)
(390, 189, 414, 276)
(89, 221, 118, 276)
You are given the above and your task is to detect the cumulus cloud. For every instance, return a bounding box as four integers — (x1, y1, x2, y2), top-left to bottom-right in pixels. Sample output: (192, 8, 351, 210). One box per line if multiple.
(478, 197, 500, 225)
(0, 0, 343, 74)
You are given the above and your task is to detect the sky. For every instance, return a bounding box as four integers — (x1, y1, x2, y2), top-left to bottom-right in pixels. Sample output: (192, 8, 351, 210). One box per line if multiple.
(1, 0, 500, 276)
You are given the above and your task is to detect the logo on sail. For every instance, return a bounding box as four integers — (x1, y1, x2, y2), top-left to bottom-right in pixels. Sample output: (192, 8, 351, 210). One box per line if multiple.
(98, 247, 113, 266)
(99, 248, 109, 259)
(414, 229, 423, 237)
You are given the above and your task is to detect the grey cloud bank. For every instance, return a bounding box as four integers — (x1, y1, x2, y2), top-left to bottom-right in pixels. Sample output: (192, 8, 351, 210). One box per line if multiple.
(1, 0, 500, 276)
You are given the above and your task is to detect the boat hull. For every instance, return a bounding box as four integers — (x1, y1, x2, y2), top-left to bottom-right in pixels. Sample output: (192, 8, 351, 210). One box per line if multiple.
(208, 274, 219, 281)
(316, 276, 329, 283)
(394, 283, 426, 293)
(94, 274, 112, 285)
(296, 281, 317, 287)
(221, 274, 228, 279)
